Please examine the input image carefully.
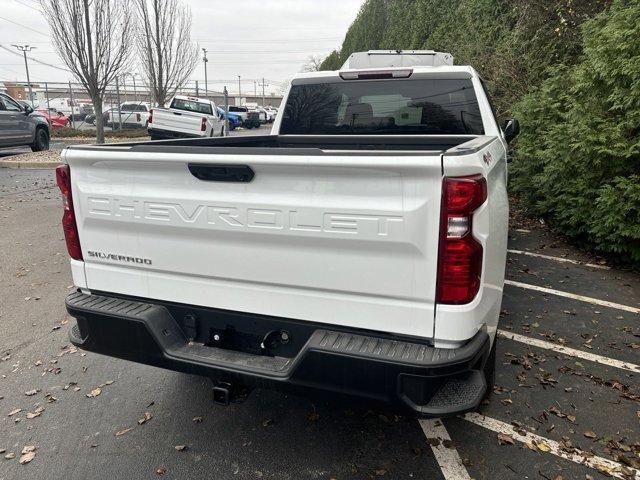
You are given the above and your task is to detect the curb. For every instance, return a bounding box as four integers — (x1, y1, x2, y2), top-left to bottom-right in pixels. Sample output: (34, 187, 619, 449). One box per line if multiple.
(0, 160, 61, 169)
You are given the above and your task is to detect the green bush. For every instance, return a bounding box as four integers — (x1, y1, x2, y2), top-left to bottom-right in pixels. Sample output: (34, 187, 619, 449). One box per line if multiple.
(511, 0, 640, 265)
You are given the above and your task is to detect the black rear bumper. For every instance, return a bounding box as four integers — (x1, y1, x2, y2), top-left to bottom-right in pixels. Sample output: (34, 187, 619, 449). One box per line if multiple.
(66, 291, 491, 417)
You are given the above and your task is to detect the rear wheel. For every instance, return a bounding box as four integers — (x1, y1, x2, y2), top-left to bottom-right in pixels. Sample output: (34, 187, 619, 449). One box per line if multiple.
(30, 127, 50, 152)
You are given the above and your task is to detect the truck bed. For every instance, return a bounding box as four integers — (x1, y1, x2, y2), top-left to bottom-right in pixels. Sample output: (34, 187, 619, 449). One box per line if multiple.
(68, 134, 488, 154)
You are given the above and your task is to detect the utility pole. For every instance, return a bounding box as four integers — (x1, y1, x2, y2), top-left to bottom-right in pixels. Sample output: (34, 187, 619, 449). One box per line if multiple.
(131, 73, 138, 104)
(12, 44, 35, 107)
(237, 75, 241, 105)
(223, 86, 230, 137)
(202, 48, 209, 97)
(260, 78, 266, 106)
(254, 80, 257, 97)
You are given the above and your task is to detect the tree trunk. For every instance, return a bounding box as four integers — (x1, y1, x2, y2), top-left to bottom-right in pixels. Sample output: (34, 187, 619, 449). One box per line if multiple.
(93, 96, 105, 144)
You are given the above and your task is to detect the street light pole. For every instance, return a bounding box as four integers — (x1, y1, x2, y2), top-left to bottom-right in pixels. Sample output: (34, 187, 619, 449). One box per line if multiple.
(12, 44, 35, 107)
(202, 48, 209, 98)
(237, 75, 241, 104)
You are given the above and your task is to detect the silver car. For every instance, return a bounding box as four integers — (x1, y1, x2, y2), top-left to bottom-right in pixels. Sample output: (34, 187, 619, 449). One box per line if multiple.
(0, 93, 50, 151)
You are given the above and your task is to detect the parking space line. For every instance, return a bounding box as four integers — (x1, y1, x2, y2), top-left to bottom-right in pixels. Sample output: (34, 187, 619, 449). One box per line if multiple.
(498, 330, 640, 372)
(505, 280, 640, 314)
(463, 413, 640, 480)
(419, 419, 472, 480)
(507, 249, 610, 270)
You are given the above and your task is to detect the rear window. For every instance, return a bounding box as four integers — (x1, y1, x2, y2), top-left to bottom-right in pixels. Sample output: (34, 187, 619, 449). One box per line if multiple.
(170, 98, 213, 115)
(228, 106, 247, 113)
(121, 104, 148, 112)
(280, 78, 484, 135)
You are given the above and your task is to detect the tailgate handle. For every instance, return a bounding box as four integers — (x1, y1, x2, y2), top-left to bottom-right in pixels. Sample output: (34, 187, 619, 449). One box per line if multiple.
(188, 164, 254, 183)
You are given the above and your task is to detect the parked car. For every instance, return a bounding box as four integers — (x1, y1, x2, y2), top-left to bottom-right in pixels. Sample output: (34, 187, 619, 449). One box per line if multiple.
(147, 95, 225, 139)
(107, 103, 151, 129)
(217, 107, 242, 131)
(84, 108, 114, 127)
(59, 50, 518, 417)
(40, 97, 85, 120)
(0, 93, 50, 151)
(227, 105, 261, 129)
(263, 106, 277, 123)
(36, 107, 71, 129)
(254, 107, 268, 124)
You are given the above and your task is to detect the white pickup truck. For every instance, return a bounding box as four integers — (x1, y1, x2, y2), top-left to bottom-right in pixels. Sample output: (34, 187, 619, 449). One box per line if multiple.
(147, 95, 225, 140)
(107, 102, 151, 129)
(58, 50, 519, 417)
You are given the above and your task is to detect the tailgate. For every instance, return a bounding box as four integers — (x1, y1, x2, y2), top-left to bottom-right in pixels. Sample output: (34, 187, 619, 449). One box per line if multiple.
(66, 149, 443, 338)
(153, 109, 203, 135)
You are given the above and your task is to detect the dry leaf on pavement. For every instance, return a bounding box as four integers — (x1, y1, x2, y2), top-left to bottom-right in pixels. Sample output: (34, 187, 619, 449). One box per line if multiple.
(497, 433, 515, 445)
(138, 412, 153, 425)
(8, 408, 22, 416)
(156, 467, 167, 476)
(174, 445, 187, 451)
(584, 431, 597, 439)
(86, 388, 101, 398)
(24, 389, 38, 396)
(115, 427, 133, 437)
(19, 451, 35, 464)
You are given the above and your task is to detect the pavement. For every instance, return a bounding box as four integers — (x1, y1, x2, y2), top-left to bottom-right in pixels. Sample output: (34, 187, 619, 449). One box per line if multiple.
(0, 166, 638, 480)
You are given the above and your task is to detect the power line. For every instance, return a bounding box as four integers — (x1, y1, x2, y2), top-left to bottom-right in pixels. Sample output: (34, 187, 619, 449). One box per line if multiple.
(13, 0, 41, 13)
(0, 15, 50, 38)
(0, 43, 71, 72)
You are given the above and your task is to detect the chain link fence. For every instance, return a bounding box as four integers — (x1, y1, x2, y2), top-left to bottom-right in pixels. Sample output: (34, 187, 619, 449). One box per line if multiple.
(1, 79, 284, 131)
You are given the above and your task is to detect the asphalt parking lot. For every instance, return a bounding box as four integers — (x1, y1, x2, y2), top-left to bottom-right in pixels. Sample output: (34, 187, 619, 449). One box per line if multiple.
(0, 165, 638, 479)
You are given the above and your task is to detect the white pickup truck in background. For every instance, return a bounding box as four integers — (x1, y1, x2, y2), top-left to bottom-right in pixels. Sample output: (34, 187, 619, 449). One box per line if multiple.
(147, 95, 225, 140)
(58, 50, 519, 417)
(107, 102, 151, 129)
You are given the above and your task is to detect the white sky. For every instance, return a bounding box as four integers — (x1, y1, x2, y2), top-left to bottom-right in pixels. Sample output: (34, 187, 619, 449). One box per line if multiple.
(0, 0, 363, 94)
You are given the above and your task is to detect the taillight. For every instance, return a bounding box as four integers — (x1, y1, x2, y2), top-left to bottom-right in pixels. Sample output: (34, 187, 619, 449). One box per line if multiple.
(339, 68, 413, 80)
(436, 175, 487, 304)
(200, 117, 207, 132)
(55, 165, 83, 260)
(148, 109, 153, 124)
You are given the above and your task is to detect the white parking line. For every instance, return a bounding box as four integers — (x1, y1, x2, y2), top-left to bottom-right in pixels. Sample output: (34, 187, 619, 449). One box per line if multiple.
(505, 280, 640, 314)
(498, 330, 640, 372)
(507, 249, 610, 270)
(419, 419, 472, 480)
(463, 413, 640, 480)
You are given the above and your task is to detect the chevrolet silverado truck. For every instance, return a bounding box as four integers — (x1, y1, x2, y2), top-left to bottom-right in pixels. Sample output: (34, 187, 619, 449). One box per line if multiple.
(147, 95, 225, 140)
(59, 50, 519, 417)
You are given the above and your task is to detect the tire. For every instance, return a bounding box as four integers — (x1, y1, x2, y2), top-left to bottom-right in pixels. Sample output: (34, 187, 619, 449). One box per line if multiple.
(30, 127, 50, 152)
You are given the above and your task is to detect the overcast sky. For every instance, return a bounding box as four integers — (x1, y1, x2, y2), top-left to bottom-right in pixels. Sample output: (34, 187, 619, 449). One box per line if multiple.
(0, 0, 363, 94)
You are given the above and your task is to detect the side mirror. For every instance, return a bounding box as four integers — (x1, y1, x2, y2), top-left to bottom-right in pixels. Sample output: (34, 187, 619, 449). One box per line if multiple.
(502, 118, 520, 144)
(23, 104, 34, 115)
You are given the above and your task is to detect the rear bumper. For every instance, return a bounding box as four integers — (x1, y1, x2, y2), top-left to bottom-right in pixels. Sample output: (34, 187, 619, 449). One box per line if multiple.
(147, 127, 203, 139)
(66, 291, 491, 417)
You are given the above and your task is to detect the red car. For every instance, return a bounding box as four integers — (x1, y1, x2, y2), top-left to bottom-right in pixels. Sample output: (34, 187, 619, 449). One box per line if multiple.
(36, 108, 71, 129)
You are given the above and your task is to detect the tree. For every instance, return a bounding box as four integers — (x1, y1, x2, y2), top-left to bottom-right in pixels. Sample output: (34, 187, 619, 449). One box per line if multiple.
(135, 0, 199, 107)
(301, 55, 324, 72)
(39, 0, 133, 144)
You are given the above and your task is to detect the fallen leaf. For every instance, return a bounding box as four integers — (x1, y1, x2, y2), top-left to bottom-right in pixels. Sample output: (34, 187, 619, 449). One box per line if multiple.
(535, 440, 551, 453)
(24, 389, 38, 396)
(138, 412, 153, 425)
(0, 449, 5, 454)
(262, 419, 272, 427)
(19, 452, 35, 464)
(86, 387, 101, 398)
(21, 446, 36, 454)
(156, 467, 167, 476)
(374, 469, 387, 476)
(8, 408, 22, 416)
(174, 445, 187, 451)
(26, 411, 42, 419)
(115, 427, 133, 437)
(497, 433, 515, 445)
(584, 431, 597, 439)
(192, 416, 203, 423)
(5, 452, 15, 459)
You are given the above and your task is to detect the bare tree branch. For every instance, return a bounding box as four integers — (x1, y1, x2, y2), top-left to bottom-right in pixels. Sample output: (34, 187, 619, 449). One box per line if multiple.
(134, 0, 199, 107)
(301, 55, 324, 73)
(39, 0, 133, 143)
